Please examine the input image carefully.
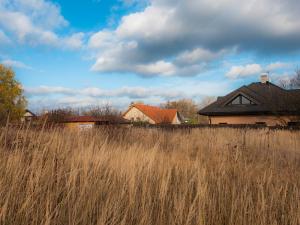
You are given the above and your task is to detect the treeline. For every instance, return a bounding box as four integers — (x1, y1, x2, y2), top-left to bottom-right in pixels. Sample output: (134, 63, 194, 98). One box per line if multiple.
(0, 64, 215, 126)
(43, 105, 122, 123)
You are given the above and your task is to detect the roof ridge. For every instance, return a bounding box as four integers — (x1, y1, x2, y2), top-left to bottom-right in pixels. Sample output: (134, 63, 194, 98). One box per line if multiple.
(243, 84, 268, 102)
(134, 103, 177, 111)
(133, 104, 177, 123)
(199, 81, 300, 116)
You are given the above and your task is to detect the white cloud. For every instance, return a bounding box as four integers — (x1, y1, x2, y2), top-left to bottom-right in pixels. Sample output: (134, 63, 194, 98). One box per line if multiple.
(226, 61, 295, 79)
(116, 0, 300, 46)
(1, 59, 32, 70)
(80, 87, 153, 98)
(88, 0, 300, 77)
(88, 31, 117, 49)
(25, 85, 183, 99)
(176, 48, 225, 65)
(25, 86, 75, 95)
(226, 64, 263, 79)
(25, 80, 231, 110)
(135, 61, 176, 76)
(1, 0, 68, 29)
(88, 30, 220, 77)
(63, 33, 85, 50)
(56, 96, 100, 106)
(0, 0, 84, 49)
(265, 62, 292, 71)
(26, 81, 229, 101)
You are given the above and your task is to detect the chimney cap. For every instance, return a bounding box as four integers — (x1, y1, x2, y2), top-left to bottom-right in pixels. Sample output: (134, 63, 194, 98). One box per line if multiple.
(260, 73, 269, 84)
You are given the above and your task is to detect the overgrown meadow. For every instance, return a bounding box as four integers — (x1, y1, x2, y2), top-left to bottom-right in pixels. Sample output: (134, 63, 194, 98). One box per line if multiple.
(0, 125, 299, 225)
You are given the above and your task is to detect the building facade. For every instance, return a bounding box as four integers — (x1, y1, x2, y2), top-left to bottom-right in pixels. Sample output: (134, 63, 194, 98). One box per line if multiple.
(198, 76, 300, 126)
(123, 104, 182, 125)
(21, 109, 37, 122)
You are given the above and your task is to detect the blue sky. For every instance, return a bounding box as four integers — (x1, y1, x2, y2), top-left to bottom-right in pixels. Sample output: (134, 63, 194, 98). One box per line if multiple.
(0, 0, 300, 111)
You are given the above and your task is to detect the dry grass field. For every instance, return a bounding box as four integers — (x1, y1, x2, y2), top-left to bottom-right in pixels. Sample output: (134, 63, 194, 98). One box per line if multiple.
(0, 125, 299, 225)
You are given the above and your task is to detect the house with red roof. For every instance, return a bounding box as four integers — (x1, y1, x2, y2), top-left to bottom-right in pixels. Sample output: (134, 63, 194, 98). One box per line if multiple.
(123, 104, 182, 125)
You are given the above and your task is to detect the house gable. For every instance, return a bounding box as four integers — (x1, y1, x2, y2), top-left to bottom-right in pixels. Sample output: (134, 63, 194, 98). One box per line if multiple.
(24, 112, 34, 117)
(123, 106, 155, 124)
(224, 92, 259, 106)
(199, 82, 300, 116)
(123, 104, 181, 124)
(24, 109, 36, 117)
(171, 112, 181, 124)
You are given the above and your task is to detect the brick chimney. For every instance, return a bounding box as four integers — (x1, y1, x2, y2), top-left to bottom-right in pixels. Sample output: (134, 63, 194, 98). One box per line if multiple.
(260, 73, 269, 84)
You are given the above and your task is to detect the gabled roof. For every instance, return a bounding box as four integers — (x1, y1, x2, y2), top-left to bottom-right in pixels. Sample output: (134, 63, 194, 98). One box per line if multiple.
(199, 82, 300, 116)
(124, 104, 178, 124)
(25, 109, 37, 117)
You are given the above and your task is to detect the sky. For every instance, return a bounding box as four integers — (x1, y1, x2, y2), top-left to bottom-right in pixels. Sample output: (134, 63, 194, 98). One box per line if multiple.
(0, 0, 300, 112)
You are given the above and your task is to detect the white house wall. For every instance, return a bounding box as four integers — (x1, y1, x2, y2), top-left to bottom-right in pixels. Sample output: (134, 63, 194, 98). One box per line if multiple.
(123, 107, 156, 124)
(172, 113, 181, 124)
(24, 112, 34, 117)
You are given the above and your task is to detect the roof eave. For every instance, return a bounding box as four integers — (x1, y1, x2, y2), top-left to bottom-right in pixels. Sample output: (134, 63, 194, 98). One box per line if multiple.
(198, 111, 300, 116)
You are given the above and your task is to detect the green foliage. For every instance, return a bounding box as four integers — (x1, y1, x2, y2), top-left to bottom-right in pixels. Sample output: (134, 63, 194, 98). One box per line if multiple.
(0, 64, 27, 124)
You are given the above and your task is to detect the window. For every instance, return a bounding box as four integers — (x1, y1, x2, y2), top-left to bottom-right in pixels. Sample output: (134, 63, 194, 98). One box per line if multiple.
(228, 95, 256, 105)
(241, 96, 251, 104)
(231, 97, 240, 105)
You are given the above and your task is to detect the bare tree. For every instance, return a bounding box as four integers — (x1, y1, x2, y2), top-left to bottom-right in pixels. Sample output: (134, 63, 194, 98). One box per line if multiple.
(82, 105, 121, 118)
(290, 69, 300, 89)
(199, 96, 216, 109)
(44, 108, 79, 123)
(277, 69, 300, 125)
(279, 68, 300, 89)
(82, 105, 123, 123)
(278, 79, 290, 89)
(161, 98, 216, 124)
(161, 99, 199, 124)
(197, 96, 217, 124)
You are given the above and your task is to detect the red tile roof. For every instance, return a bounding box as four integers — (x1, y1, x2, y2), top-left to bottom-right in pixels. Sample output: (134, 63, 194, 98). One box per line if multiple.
(126, 104, 178, 124)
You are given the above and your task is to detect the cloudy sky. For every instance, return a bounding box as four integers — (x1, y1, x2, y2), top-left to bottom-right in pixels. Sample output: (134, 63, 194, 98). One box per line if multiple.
(1, 0, 300, 111)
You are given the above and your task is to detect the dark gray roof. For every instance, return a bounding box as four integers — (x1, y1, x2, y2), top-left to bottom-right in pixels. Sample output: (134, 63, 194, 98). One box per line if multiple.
(25, 109, 37, 117)
(198, 82, 300, 116)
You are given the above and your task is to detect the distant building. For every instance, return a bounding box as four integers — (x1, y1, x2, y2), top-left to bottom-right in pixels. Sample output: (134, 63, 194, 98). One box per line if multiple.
(63, 116, 129, 130)
(22, 109, 37, 122)
(198, 75, 300, 126)
(123, 104, 182, 125)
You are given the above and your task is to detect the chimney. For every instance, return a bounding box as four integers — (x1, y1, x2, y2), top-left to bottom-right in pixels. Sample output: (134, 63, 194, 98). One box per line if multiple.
(260, 73, 269, 84)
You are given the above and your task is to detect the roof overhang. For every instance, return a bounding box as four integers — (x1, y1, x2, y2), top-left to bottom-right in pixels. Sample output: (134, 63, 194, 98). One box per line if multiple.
(198, 111, 300, 116)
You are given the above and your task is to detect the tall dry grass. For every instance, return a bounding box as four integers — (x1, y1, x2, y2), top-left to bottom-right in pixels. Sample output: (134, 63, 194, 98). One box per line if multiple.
(0, 125, 299, 225)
